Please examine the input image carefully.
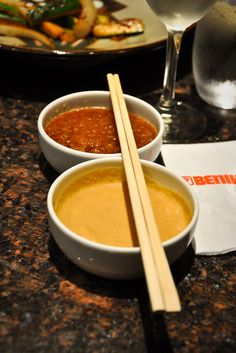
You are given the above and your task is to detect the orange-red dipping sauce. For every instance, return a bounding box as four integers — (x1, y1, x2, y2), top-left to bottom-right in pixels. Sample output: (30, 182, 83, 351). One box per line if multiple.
(45, 107, 158, 154)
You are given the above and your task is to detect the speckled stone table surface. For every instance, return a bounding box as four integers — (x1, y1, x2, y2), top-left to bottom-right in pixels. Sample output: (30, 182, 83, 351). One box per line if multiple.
(0, 45, 236, 353)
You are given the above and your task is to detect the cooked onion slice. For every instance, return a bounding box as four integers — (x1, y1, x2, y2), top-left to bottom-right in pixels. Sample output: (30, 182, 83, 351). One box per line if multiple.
(73, 0, 97, 38)
(0, 24, 53, 47)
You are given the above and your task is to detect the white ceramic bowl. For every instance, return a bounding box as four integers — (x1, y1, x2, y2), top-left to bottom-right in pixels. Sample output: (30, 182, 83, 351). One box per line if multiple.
(38, 91, 164, 173)
(47, 157, 199, 280)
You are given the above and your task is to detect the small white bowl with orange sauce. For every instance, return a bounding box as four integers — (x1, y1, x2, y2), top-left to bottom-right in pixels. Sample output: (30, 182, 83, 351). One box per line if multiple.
(47, 157, 199, 280)
(38, 91, 164, 173)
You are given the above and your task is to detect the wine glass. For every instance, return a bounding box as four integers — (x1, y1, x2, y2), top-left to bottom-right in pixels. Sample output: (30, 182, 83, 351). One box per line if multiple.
(146, 0, 217, 143)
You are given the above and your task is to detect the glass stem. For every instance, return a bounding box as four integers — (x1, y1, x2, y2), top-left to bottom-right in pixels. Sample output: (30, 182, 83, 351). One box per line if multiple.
(159, 30, 183, 110)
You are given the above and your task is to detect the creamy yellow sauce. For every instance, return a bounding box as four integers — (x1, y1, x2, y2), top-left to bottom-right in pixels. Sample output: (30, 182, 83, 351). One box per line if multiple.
(55, 167, 192, 247)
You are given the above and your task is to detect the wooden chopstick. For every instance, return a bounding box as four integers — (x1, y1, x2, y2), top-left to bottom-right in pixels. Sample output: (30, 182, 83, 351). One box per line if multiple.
(107, 74, 164, 311)
(107, 73, 181, 312)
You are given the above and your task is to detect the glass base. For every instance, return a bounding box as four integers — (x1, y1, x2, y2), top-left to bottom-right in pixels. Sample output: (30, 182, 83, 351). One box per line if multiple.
(157, 101, 207, 144)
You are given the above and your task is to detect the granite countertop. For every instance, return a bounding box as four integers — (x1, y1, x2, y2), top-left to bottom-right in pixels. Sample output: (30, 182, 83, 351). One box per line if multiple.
(0, 46, 236, 353)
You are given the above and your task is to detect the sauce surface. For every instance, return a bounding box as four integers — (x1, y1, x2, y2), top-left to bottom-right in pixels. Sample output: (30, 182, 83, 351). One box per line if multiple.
(45, 107, 158, 154)
(55, 167, 192, 247)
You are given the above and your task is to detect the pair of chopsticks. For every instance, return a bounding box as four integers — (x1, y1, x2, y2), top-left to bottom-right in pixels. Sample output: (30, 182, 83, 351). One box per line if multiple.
(107, 73, 181, 312)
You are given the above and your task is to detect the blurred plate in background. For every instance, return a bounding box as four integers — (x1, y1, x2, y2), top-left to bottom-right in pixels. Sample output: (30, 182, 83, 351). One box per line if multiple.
(0, 0, 167, 61)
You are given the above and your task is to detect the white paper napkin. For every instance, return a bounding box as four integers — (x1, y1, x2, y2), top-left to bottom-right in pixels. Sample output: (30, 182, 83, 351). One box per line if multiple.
(161, 141, 236, 255)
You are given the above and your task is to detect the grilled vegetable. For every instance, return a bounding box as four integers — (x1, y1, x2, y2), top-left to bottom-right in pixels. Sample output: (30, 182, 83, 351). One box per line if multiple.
(27, 0, 81, 26)
(0, 0, 26, 19)
(0, 23, 53, 47)
(0, 2, 20, 16)
(93, 18, 144, 38)
(0, 0, 24, 5)
(0, 0, 24, 9)
(0, 0, 26, 24)
(0, 34, 26, 46)
(0, 12, 26, 25)
(73, 0, 96, 38)
(41, 21, 64, 39)
(59, 28, 76, 43)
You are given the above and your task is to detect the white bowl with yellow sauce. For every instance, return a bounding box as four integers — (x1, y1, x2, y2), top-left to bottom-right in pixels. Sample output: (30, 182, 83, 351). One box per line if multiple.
(38, 91, 164, 173)
(47, 157, 199, 279)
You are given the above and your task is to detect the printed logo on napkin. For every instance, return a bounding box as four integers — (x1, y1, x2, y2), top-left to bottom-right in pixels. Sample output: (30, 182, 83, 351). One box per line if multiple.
(161, 141, 236, 255)
(183, 174, 236, 186)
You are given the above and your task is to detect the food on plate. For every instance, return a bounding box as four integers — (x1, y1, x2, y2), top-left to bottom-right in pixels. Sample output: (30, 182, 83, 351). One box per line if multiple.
(93, 17, 144, 38)
(55, 166, 192, 247)
(0, 0, 145, 48)
(0, 22, 54, 46)
(44, 106, 158, 154)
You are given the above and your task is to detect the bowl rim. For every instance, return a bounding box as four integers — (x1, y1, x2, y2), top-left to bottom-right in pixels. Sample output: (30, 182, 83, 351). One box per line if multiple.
(38, 90, 164, 158)
(47, 157, 199, 254)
